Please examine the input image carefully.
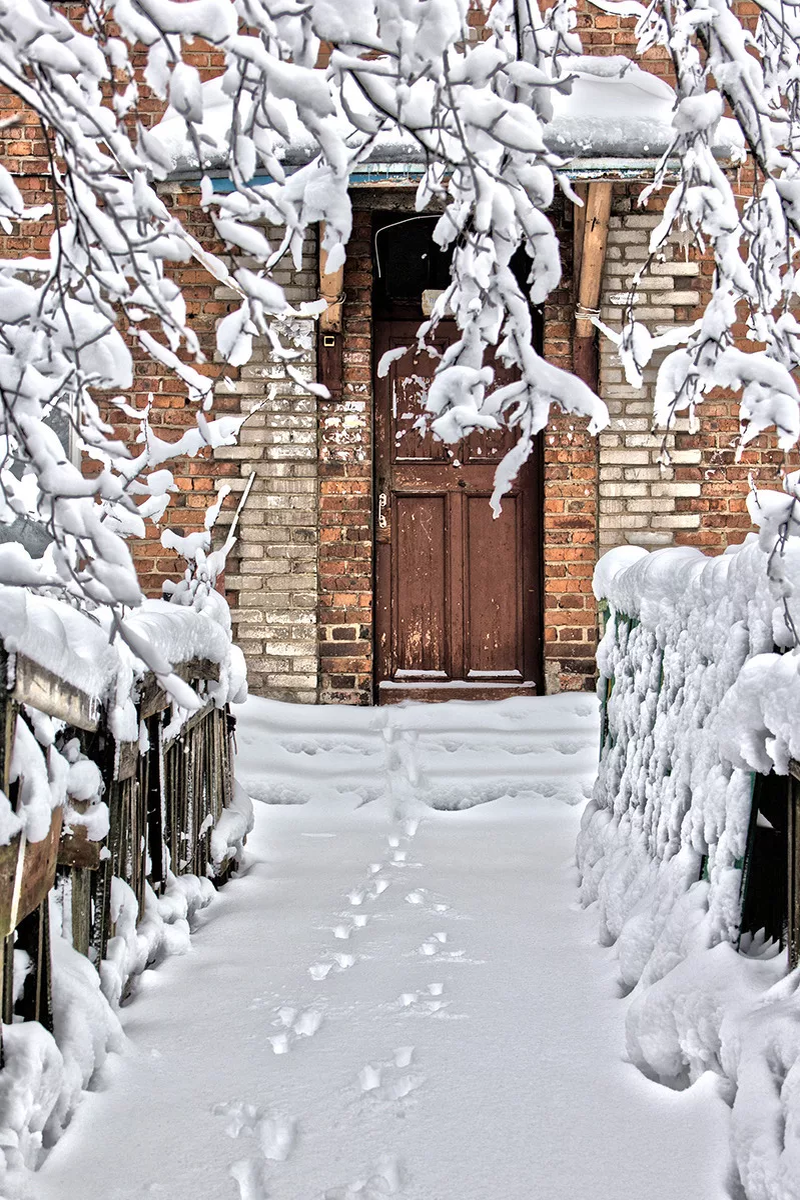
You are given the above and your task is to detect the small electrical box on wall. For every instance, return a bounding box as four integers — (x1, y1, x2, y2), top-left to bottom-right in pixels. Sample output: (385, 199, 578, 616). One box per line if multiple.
(318, 329, 343, 399)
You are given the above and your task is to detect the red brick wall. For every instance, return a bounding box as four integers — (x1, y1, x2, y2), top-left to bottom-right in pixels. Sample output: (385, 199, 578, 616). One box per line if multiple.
(318, 209, 374, 704)
(543, 199, 599, 692)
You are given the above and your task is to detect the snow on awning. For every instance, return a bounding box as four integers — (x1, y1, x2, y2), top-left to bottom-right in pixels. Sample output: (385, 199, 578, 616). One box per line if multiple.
(151, 55, 745, 185)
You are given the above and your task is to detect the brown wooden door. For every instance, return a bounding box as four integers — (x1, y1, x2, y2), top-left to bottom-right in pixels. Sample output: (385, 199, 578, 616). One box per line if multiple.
(375, 321, 543, 703)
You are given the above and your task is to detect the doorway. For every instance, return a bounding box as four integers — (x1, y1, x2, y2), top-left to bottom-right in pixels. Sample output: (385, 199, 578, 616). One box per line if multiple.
(372, 213, 544, 702)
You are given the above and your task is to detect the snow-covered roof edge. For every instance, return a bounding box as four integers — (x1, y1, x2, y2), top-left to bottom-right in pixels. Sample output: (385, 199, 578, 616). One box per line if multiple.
(151, 58, 746, 183)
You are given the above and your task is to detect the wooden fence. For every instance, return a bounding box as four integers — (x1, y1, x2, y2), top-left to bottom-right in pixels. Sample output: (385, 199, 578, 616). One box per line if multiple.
(0, 647, 236, 1060)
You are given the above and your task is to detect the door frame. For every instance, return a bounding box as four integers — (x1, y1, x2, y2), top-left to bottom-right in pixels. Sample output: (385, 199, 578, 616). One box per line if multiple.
(372, 321, 545, 702)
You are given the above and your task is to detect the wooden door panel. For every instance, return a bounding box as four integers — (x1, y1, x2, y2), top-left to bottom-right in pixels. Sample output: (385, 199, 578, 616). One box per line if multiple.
(395, 495, 447, 676)
(375, 319, 543, 702)
(462, 424, 516, 464)
(393, 364, 450, 462)
(464, 494, 522, 678)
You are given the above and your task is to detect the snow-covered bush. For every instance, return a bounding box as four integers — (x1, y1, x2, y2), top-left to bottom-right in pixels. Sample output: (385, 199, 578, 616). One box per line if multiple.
(581, 487, 800, 1198)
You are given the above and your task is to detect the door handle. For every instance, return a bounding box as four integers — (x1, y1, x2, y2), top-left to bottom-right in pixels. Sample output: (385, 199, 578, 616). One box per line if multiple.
(378, 490, 389, 529)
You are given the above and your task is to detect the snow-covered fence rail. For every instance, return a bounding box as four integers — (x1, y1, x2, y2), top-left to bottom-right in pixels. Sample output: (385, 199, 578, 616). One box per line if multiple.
(580, 532, 800, 1198)
(0, 586, 250, 1182)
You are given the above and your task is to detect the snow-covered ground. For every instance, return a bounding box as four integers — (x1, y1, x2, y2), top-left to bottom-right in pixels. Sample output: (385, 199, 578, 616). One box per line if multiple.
(34, 695, 731, 1200)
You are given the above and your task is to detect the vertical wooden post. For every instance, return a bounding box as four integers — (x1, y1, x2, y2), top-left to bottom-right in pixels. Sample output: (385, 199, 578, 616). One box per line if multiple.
(147, 716, 165, 893)
(15, 900, 53, 1031)
(318, 226, 344, 399)
(572, 182, 588, 295)
(573, 181, 613, 392)
(71, 869, 91, 958)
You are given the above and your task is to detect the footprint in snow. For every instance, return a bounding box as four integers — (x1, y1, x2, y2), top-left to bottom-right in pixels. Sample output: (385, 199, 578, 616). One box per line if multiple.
(309, 963, 333, 981)
(268, 1007, 323, 1051)
(552, 739, 584, 755)
(214, 1102, 296, 1162)
(347, 889, 365, 906)
(352, 914, 369, 928)
(383, 1073, 425, 1101)
(394, 1046, 414, 1068)
(358, 1052, 424, 1104)
(391, 988, 449, 1017)
(332, 925, 352, 940)
(294, 1008, 323, 1038)
(230, 1156, 269, 1200)
(404, 891, 425, 905)
(334, 953, 356, 970)
(216, 1102, 297, 1200)
(259, 1116, 296, 1162)
(323, 1155, 403, 1199)
(392, 850, 407, 864)
(372, 879, 390, 896)
(358, 1063, 382, 1093)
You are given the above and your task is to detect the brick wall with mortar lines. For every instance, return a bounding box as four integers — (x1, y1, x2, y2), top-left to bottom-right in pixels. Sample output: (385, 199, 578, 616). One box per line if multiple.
(92, 190, 322, 703)
(543, 196, 599, 694)
(598, 191, 706, 552)
(597, 184, 798, 558)
(318, 207, 374, 707)
(212, 225, 321, 703)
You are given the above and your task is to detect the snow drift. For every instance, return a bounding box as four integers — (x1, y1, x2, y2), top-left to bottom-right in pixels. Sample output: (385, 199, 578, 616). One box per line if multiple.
(581, 496, 800, 1199)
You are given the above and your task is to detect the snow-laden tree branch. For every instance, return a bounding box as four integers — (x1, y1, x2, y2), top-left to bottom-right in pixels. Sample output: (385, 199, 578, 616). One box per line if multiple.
(590, 0, 800, 456)
(7, 0, 800, 677)
(0, 0, 609, 656)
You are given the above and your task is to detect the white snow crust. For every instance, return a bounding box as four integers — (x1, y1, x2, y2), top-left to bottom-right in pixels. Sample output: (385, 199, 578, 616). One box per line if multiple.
(33, 694, 732, 1200)
(582, 519, 800, 1199)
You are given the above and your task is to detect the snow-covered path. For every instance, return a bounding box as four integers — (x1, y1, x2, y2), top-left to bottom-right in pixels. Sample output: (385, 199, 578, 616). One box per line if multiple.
(37, 695, 731, 1200)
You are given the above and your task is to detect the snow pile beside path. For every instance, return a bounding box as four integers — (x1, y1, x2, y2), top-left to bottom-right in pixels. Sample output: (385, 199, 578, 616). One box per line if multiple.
(100, 872, 216, 1008)
(0, 865, 224, 1191)
(0, 902, 123, 1193)
(581, 525, 800, 1198)
(211, 780, 254, 871)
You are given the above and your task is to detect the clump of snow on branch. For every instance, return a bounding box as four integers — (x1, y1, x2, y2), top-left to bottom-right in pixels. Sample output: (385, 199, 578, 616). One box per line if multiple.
(582, 491, 800, 1199)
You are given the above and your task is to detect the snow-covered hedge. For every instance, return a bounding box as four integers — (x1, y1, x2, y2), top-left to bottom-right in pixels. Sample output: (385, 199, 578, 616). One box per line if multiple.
(580, 515, 800, 1199)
